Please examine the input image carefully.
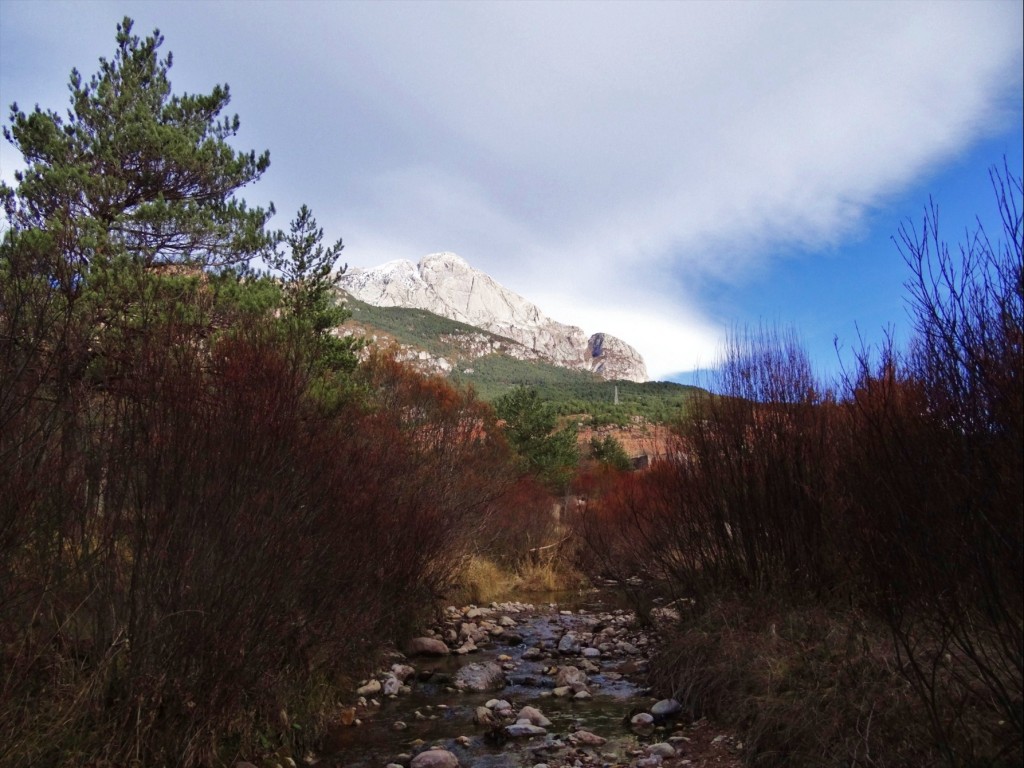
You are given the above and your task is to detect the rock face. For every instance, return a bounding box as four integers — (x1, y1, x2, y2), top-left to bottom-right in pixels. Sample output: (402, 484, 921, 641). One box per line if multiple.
(587, 333, 647, 382)
(340, 252, 648, 382)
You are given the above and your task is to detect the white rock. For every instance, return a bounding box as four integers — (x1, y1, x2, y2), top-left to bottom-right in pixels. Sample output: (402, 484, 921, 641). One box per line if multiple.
(356, 679, 381, 696)
(631, 712, 656, 733)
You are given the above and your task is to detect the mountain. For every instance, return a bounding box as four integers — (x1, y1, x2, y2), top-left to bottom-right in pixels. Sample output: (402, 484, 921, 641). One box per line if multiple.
(339, 252, 648, 382)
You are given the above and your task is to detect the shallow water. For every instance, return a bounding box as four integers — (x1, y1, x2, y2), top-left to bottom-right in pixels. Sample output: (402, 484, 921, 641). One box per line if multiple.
(320, 592, 654, 767)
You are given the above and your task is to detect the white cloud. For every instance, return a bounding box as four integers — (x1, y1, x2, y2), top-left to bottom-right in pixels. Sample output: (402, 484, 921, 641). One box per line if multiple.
(2, 0, 1020, 376)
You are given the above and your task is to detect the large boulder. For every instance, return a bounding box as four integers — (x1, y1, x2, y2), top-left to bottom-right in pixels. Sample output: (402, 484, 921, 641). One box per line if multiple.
(407, 637, 450, 657)
(455, 661, 506, 692)
(651, 698, 682, 719)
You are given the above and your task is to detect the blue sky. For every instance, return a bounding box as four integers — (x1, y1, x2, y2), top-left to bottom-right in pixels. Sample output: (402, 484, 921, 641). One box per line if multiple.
(1, 0, 1021, 382)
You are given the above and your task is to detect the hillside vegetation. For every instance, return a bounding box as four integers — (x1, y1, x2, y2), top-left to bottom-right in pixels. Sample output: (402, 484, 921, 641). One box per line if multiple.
(346, 294, 701, 424)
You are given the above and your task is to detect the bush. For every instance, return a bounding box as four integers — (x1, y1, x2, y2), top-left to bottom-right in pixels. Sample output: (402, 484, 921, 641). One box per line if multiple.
(0, 267, 517, 765)
(576, 165, 1023, 764)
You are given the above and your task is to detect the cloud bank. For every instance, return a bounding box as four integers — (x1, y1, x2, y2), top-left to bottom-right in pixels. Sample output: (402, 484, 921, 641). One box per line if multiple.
(2, 1, 1021, 378)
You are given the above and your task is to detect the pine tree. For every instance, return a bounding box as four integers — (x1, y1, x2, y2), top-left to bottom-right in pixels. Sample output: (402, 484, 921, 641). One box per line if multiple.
(495, 386, 579, 491)
(1, 16, 275, 273)
(267, 205, 362, 373)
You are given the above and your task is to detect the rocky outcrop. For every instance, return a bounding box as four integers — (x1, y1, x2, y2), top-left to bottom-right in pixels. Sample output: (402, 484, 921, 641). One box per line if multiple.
(586, 332, 648, 382)
(340, 252, 648, 382)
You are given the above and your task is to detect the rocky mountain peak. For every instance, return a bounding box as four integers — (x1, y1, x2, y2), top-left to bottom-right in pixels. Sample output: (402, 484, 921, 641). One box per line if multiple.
(340, 253, 648, 382)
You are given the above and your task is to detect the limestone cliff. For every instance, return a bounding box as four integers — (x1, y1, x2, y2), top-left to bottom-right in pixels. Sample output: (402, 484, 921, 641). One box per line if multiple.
(340, 252, 648, 382)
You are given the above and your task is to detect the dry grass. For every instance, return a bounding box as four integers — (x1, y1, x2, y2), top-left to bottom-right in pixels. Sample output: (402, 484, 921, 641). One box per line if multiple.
(458, 555, 518, 604)
(456, 553, 588, 604)
(514, 555, 588, 594)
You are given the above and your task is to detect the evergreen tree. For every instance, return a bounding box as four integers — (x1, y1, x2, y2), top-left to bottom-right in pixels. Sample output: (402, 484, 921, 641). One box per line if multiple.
(494, 386, 578, 491)
(267, 205, 361, 373)
(1, 16, 275, 273)
(589, 434, 632, 471)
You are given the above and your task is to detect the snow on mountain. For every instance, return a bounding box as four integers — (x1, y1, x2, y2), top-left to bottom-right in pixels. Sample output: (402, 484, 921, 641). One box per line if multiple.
(340, 252, 648, 382)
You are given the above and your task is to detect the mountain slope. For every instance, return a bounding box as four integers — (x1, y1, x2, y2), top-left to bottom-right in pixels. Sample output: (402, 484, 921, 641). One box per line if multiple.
(339, 252, 648, 382)
(340, 296, 699, 425)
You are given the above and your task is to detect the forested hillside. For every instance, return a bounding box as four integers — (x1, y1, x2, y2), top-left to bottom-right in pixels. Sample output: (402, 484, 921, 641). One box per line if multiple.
(347, 295, 701, 423)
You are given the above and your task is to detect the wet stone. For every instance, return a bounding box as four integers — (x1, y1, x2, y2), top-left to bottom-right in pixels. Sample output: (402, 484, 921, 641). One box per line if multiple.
(324, 597, 660, 767)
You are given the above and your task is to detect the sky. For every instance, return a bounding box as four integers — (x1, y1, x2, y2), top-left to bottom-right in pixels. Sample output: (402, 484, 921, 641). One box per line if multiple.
(1, 0, 1021, 382)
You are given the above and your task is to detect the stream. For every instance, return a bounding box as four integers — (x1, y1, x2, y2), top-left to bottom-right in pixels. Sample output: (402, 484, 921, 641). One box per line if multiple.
(314, 590, 699, 768)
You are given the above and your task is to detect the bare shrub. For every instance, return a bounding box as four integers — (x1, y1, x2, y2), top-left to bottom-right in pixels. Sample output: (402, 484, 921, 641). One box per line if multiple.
(0, 277, 518, 765)
(650, 598, 944, 767)
(842, 164, 1023, 762)
(575, 326, 844, 607)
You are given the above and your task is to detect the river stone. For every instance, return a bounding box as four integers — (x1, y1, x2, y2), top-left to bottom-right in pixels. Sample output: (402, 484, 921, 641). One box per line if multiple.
(455, 661, 506, 691)
(651, 698, 682, 718)
(582, 647, 601, 658)
(506, 722, 547, 737)
(552, 686, 572, 697)
(454, 640, 477, 655)
(570, 729, 607, 746)
(647, 742, 677, 757)
(407, 637, 450, 656)
(631, 712, 655, 734)
(356, 679, 381, 696)
(391, 663, 416, 682)
(410, 748, 460, 768)
(557, 632, 580, 654)
(522, 646, 543, 660)
(636, 757, 663, 768)
(555, 665, 588, 690)
(517, 705, 552, 727)
(474, 706, 497, 726)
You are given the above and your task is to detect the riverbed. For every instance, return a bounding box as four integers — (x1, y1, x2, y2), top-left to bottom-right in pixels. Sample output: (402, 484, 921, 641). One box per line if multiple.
(312, 590, 737, 768)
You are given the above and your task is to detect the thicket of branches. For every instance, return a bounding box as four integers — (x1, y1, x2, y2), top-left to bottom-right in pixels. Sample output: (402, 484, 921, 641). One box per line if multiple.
(0, 19, 528, 766)
(575, 165, 1023, 765)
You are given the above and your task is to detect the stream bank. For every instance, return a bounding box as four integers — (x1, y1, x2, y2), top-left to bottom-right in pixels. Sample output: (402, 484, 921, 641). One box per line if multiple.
(308, 591, 742, 768)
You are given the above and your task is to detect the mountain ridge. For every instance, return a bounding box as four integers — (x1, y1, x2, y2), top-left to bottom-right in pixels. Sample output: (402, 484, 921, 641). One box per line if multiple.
(339, 252, 648, 382)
